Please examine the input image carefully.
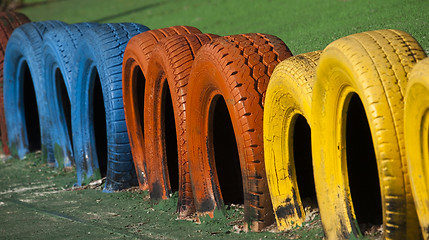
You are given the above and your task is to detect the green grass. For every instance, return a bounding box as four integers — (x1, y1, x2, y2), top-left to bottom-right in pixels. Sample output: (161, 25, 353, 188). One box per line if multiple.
(0, 153, 324, 239)
(18, 0, 429, 55)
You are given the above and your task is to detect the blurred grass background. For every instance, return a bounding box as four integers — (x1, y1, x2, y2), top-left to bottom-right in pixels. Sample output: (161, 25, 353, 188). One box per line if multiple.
(13, 0, 429, 55)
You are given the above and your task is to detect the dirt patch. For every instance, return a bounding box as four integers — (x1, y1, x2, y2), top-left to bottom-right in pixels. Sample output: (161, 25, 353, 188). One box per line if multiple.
(0, 150, 389, 239)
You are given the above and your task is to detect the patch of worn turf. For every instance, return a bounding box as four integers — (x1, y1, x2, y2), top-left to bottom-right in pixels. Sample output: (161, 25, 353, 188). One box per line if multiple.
(0, 152, 325, 239)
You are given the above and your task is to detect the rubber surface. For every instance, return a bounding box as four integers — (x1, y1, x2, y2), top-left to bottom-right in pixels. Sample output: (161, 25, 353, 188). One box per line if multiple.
(122, 26, 202, 190)
(263, 51, 321, 230)
(42, 23, 98, 169)
(186, 33, 292, 231)
(143, 33, 219, 217)
(405, 57, 429, 239)
(0, 12, 30, 155)
(312, 29, 426, 239)
(3, 20, 67, 164)
(72, 23, 150, 191)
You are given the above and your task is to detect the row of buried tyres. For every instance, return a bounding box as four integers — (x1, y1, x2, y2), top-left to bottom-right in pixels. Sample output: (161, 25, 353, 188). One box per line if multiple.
(2, 11, 429, 239)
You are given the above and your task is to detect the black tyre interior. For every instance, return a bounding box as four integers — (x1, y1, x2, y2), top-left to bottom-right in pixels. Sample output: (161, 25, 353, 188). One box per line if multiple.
(92, 71, 107, 177)
(212, 96, 244, 205)
(163, 81, 179, 192)
(55, 69, 72, 148)
(293, 115, 317, 207)
(22, 61, 41, 151)
(346, 93, 382, 230)
(133, 66, 145, 138)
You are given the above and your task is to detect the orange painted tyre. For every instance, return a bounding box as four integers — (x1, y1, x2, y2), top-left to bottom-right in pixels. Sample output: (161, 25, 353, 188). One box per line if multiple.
(144, 33, 219, 217)
(186, 34, 292, 231)
(122, 26, 201, 190)
(0, 11, 30, 155)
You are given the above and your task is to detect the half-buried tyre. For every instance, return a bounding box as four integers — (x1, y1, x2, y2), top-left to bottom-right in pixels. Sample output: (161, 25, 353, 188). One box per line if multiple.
(72, 23, 149, 191)
(3, 20, 66, 164)
(42, 23, 98, 169)
(122, 26, 202, 190)
(263, 51, 321, 230)
(143, 33, 219, 217)
(405, 57, 429, 239)
(0, 11, 30, 156)
(312, 29, 426, 239)
(186, 33, 292, 231)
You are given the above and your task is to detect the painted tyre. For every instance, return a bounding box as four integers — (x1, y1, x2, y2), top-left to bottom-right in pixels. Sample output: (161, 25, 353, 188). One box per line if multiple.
(42, 23, 98, 169)
(72, 23, 150, 191)
(263, 51, 321, 230)
(122, 26, 202, 190)
(312, 30, 426, 239)
(186, 34, 292, 231)
(143, 33, 219, 217)
(0, 11, 30, 155)
(405, 57, 429, 239)
(4, 20, 67, 164)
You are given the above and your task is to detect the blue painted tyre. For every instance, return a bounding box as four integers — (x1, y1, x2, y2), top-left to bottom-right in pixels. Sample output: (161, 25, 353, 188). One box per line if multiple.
(72, 23, 150, 192)
(3, 20, 66, 164)
(42, 22, 99, 169)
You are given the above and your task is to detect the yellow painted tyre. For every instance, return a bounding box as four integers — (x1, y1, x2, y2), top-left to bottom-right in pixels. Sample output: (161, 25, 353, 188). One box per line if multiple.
(405, 57, 429, 239)
(264, 51, 321, 230)
(312, 30, 426, 239)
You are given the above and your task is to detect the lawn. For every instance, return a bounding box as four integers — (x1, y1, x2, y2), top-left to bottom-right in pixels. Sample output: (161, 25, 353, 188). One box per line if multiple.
(19, 0, 429, 55)
(0, 152, 324, 239)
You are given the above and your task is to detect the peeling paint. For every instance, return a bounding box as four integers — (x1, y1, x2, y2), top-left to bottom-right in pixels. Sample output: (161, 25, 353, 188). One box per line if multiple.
(150, 181, 163, 200)
(199, 197, 215, 213)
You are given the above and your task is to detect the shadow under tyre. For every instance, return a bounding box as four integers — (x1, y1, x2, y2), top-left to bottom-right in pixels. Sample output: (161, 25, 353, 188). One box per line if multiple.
(0, 11, 30, 155)
(263, 51, 321, 230)
(405, 57, 429, 239)
(122, 26, 201, 190)
(144, 33, 218, 217)
(72, 23, 149, 191)
(42, 22, 98, 169)
(3, 20, 66, 164)
(312, 29, 426, 239)
(186, 33, 292, 231)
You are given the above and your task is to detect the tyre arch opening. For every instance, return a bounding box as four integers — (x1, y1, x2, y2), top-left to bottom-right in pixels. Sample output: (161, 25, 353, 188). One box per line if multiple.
(90, 69, 107, 177)
(133, 66, 145, 147)
(211, 96, 243, 205)
(163, 81, 179, 193)
(345, 93, 382, 230)
(129, 64, 147, 186)
(22, 61, 41, 152)
(54, 68, 72, 149)
(292, 115, 317, 208)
